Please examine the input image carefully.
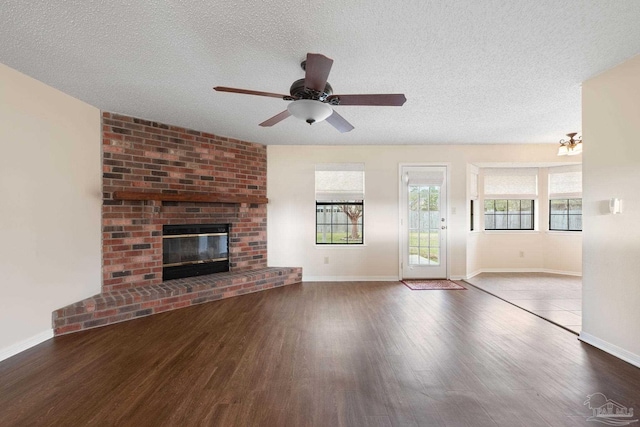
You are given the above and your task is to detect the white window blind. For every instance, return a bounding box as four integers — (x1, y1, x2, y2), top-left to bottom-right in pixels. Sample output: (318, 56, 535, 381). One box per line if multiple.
(483, 168, 538, 199)
(315, 163, 365, 201)
(549, 165, 582, 198)
(406, 170, 444, 186)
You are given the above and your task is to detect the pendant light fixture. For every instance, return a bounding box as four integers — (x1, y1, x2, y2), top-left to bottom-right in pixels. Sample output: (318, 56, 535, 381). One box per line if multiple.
(557, 132, 582, 156)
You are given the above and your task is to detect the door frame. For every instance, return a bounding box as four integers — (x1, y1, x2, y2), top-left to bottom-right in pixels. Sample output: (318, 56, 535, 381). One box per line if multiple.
(398, 163, 451, 280)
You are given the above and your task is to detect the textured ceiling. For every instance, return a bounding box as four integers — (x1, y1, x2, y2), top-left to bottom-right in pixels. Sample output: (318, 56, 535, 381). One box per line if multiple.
(1, 1, 640, 145)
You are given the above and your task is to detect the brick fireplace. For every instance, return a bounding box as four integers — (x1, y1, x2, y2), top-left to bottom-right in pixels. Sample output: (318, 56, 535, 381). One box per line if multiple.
(52, 113, 301, 335)
(101, 112, 269, 291)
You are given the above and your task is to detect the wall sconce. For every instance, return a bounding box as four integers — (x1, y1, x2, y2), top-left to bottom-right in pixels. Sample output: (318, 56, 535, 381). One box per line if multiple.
(557, 132, 582, 156)
(609, 198, 623, 214)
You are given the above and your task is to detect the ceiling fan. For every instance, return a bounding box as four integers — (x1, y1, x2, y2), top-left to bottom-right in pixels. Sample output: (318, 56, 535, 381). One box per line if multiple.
(214, 53, 406, 133)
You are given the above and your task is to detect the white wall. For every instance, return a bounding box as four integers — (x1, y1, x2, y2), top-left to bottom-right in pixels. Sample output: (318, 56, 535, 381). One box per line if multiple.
(473, 233, 581, 275)
(581, 54, 640, 366)
(0, 63, 102, 360)
(268, 144, 580, 281)
(472, 166, 582, 276)
(544, 233, 582, 274)
(476, 232, 545, 271)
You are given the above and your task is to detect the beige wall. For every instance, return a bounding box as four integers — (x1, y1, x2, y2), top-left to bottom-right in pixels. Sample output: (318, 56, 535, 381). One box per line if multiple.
(473, 233, 581, 275)
(268, 144, 581, 280)
(581, 54, 640, 366)
(0, 63, 102, 360)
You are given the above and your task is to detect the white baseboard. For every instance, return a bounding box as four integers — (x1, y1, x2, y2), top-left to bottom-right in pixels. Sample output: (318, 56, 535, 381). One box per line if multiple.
(464, 270, 483, 279)
(465, 268, 581, 279)
(578, 331, 640, 369)
(0, 329, 54, 363)
(303, 269, 582, 282)
(475, 268, 542, 274)
(303, 275, 399, 282)
(542, 269, 582, 277)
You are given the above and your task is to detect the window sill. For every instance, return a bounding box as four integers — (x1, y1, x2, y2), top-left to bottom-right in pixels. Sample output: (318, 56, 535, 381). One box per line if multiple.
(545, 230, 582, 235)
(314, 244, 366, 248)
(482, 230, 540, 235)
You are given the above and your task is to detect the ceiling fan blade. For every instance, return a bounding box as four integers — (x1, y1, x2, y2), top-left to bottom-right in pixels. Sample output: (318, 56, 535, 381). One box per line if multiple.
(214, 86, 289, 99)
(304, 53, 333, 93)
(259, 110, 291, 127)
(325, 110, 354, 133)
(327, 94, 407, 106)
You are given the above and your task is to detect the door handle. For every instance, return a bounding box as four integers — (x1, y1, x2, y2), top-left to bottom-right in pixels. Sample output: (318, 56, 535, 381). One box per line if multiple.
(441, 226, 447, 229)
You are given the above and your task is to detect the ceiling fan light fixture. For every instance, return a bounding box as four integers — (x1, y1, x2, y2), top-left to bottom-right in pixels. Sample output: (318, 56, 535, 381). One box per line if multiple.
(215, 53, 405, 131)
(287, 99, 333, 125)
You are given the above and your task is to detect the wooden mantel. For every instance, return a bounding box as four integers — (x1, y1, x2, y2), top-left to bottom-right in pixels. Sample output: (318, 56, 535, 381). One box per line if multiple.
(112, 190, 268, 205)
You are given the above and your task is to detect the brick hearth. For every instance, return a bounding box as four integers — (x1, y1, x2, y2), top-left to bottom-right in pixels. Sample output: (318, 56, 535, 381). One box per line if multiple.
(52, 113, 302, 335)
(54, 267, 302, 335)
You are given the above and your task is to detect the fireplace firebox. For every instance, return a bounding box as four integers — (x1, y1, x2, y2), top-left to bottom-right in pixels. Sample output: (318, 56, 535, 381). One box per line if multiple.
(162, 224, 230, 280)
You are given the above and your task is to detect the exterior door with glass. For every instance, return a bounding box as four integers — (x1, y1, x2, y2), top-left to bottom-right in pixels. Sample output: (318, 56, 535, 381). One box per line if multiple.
(401, 166, 447, 279)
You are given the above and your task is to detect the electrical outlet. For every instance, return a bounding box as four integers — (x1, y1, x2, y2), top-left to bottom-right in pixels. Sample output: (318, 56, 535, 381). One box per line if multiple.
(324, 256, 329, 264)
(519, 251, 524, 258)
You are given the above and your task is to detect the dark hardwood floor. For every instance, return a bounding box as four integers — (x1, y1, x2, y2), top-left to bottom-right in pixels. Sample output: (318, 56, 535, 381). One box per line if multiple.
(1, 282, 639, 426)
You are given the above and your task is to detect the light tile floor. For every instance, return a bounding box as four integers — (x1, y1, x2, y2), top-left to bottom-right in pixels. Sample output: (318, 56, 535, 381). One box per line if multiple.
(464, 272, 582, 334)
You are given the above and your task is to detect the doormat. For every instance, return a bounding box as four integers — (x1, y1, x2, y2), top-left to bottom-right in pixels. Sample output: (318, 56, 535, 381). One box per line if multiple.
(401, 279, 466, 290)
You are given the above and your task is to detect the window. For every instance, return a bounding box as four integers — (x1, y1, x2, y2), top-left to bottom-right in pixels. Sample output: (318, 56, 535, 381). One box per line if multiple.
(470, 200, 475, 231)
(469, 168, 478, 231)
(316, 202, 364, 244)
(482, 167, 538, 231)
(549, 199, 582, 231)
(407, 180, 442, 264)
(549, 165, 582, 231)
(315, 163, 364, 245)
(484, 199, 534, 230)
